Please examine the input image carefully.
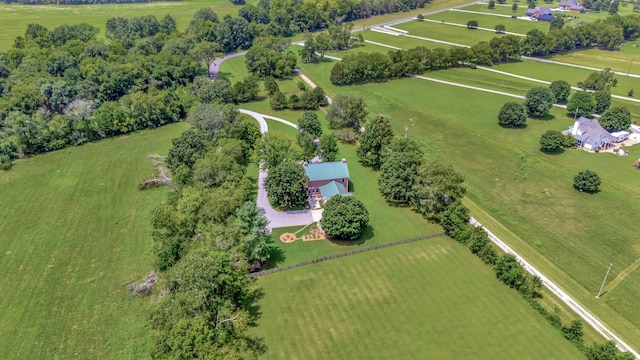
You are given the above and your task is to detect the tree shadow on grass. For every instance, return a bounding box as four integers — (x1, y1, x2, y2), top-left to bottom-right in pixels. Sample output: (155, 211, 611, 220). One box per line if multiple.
(540, 148, 566, 155)
(327, 224, 374, 247)
(498, 123, 528, 129)
(264, 247, 287, 269)
(531, 113, 556, 121)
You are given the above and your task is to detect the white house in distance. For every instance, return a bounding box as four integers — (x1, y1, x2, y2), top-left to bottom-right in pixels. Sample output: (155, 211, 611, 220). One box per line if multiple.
(564, 117, 629, 150)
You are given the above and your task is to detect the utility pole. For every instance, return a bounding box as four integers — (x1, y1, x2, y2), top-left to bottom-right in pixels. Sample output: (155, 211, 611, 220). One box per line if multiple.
(596, 263, 613, 299)
(574, 106, 579, 120)
(627, 58, 634, 78)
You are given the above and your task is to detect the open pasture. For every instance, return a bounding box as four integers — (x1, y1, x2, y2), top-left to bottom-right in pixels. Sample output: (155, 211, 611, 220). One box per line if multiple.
(492, 59, 640, 98)
(395, 19, 507, 46)
(255, 237, 584, 359)
(0, 0, 249, 50)
(425, 9, 548, 34)
(551, 47, 640, 75)
(362, 29, 455, 50)
(298, 58, 640, 348)
(0, 123, 188, 359)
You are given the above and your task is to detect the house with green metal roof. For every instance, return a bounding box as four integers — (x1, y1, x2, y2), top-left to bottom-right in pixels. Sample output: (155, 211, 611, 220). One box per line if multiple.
(304, 159, 350, 201)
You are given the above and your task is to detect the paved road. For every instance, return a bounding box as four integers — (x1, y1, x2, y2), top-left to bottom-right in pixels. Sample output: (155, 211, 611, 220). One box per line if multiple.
(470, 217, 640, 358)
(237, 109, 314, 229)
(208, 51, 247, 78)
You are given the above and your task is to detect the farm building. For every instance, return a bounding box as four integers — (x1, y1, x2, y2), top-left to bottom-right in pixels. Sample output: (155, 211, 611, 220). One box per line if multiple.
(304, 159, 350, 201)
(564, 117, 617, 150)
(558, 0, 584, 12)
(526, 7, 554, 21)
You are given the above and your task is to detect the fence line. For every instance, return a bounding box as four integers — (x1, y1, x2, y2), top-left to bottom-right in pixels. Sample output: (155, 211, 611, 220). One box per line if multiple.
(249, 232, 447, 278)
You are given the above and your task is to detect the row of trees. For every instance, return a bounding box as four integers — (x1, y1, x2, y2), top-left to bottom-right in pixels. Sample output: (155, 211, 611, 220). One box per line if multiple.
(147, 104, 272, 358)
(329, 13, 640, 86)
(268, 80, 329, 111)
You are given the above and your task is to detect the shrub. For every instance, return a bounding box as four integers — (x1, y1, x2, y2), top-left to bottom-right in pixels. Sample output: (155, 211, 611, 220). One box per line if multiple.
(573, 170, 601, 193)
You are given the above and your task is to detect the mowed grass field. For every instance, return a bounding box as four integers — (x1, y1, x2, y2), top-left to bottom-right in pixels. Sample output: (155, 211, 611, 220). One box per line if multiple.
(0, 122, 187, 359)
(297, 58, 640, 348)
(0, 0, 251, 50)
(255, 237, 584, 359)
(425, 10, 547, 34)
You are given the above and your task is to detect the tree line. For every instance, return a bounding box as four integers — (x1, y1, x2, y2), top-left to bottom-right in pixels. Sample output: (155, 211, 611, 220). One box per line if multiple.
(144, 103, 272, 358)
(328, 13, 640, 86)
(0, 15, 212, 169)
(352, 98, 635, 360)
(3, 0, 175, 4)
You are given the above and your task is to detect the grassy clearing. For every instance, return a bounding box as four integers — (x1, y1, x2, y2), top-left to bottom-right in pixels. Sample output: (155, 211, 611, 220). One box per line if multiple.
(0, 0, 250, 50)
(551, 48, 640, 75)
(493, 59, 640, 98)
(425, 9, 547, 34)
(0, 122, 188, 359)
(363, 29, 454, 49)
(255, 237, 584, 359)
(396, 19, 505, 45)
(298, 59, 640, 347)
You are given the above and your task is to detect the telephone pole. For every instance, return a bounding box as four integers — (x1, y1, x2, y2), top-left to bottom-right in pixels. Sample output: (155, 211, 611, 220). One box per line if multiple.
(596, 263, 613, 299)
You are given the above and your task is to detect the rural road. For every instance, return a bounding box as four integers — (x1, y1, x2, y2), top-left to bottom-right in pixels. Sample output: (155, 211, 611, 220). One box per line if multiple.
(471, 217, 640, 358)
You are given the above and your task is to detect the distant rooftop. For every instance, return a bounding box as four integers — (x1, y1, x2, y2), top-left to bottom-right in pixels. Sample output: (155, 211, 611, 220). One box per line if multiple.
(304, 160, 349, 181)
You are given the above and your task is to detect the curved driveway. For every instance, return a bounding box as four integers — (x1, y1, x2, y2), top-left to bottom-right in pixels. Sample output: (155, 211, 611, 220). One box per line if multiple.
(237, 109, 314, 229)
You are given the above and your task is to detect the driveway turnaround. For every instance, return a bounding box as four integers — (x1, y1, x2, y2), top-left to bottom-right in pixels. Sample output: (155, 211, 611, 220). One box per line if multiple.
(238, 109, 315, 230)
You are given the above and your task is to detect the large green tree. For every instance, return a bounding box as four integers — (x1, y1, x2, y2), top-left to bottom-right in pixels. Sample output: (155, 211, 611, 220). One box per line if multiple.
(258, 132, 302, 169)
(549, 80, 571, 104)
(298, 111, 323, 138)
(320, 196, 369, 240)
(578, 69, 618, 91)
(357, 114, 395, 169)
(411, 160, 466, 220)
(378, 138, 424, 204)
(599, 106, 631, 131)
(567, 91, 595, 118)
(264, 161, 308, 209)
(497, 102, 528, 127)
(539, 130, 566, 152)
(594, 90, 611, 114)
(524, 86, 556, 117)
(232, 201, 273, 263)
(327, 95, 368, 130)
(574, 170, 601, 193)
(319, 133, 339, 162)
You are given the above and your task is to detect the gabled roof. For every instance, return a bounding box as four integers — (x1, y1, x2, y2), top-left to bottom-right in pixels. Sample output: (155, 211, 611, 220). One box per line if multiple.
(539, 6, 552, 15)
(571, 117, 615, 145)
(318, 180, 350, 200)
(559, 0, 579, 6)
(526, 8, 538, 15)
(304, 161, 349, 182)
(538, 14, 554, 21)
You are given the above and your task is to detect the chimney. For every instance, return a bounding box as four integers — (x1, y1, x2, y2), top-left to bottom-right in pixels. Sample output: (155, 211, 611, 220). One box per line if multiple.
(341, 158, 346, 163)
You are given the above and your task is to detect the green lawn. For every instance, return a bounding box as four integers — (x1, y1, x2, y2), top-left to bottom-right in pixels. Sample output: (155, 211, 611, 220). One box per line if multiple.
(0, 0, 251, 50)
(255, 237, 584, 359)
(0, 122, 188, 359)
(396, 20, 506, 46)
(363, 29, 455, 49)
(298, 59, 640, 348)
(492, 59, 640, 99)
(425, 9, 548, 34)
(551, 48, 640, 75)
(462, 3, 637, 19)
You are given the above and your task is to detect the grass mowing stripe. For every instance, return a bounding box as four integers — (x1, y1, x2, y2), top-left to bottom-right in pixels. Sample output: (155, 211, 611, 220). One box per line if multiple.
(256, 238, 583, 359)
